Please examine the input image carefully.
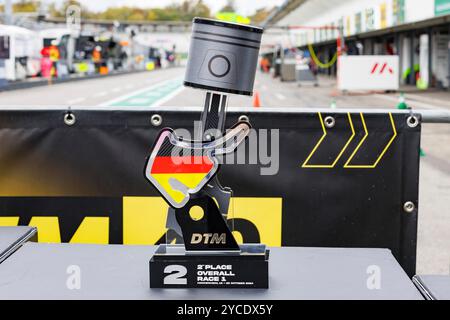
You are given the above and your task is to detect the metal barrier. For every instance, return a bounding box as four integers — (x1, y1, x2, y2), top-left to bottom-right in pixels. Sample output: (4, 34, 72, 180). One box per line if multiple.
(0, 106, 429, 276)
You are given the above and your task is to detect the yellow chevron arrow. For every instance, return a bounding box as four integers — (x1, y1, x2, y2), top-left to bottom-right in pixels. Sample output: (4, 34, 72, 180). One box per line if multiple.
(302, 112, 355, 168)
(344, 112, 397, 169)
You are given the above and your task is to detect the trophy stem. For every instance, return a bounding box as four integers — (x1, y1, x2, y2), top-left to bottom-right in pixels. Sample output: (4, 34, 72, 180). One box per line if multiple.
(198, 92, 228, 141)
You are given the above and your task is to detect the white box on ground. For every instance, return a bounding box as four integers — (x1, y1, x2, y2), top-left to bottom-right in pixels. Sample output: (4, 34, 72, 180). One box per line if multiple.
(338, 55, 399, 91)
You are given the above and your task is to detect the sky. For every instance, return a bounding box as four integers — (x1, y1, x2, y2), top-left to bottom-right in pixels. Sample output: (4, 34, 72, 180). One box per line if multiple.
(43, 0, 286, 16)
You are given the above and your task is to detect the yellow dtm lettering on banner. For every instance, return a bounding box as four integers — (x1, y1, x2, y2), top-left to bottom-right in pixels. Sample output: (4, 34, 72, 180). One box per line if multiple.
(229, 197, 282, 246)
(123, 197, 169, 245)
(0, 216, 109, 244)
(0, 197, 283, 247)
(0, 217, 19, 226)
(123, 197, 283, 247)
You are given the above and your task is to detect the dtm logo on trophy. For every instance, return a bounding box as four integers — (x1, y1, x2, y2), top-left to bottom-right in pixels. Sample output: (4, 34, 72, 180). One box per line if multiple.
(191, 233, 227, 245)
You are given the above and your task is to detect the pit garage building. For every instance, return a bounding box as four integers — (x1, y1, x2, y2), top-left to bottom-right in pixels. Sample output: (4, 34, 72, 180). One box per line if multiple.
(264, 0, 450, 90)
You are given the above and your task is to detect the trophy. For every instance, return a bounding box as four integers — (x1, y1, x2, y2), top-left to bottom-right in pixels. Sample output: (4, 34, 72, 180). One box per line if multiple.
(146, 18, 269, 289)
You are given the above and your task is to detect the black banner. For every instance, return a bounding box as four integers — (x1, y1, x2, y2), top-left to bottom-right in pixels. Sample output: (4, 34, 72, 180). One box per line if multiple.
(0, 108, 421, 276)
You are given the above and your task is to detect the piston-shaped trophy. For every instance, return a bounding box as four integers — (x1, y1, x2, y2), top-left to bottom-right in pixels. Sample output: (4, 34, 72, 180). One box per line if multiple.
(147, 18, 269, 289)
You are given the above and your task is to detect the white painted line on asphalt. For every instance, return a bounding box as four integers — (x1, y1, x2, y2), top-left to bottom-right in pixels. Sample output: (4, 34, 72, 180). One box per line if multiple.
(93, 91, 108, 97)
(111, 87, 122, 93)
(128, 98, 150, 104)
(98, 77, 181, 106)
(144, 91, 163, 97)
(152, 86, 185, 107)
(275, 93, 286, 101)
(66, 97, 86, 105)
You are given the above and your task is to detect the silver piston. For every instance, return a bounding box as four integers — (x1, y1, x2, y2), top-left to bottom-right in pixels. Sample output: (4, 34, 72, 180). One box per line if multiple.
(184, 18, 263, 96)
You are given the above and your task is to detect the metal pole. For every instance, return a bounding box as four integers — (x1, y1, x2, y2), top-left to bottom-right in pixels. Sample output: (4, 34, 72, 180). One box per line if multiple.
(1, 106, 449, 123)
(419, 110, 450, 123)
(428, 28, 433, 88)
(409, 31, 415, 85)
(395, 33, 401, 85)
(4, 0, 13, 25)
(448, 24, 450, 92)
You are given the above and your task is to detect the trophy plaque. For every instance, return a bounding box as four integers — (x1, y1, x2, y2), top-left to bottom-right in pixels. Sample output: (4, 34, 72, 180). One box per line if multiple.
(146, 18, 269, 289)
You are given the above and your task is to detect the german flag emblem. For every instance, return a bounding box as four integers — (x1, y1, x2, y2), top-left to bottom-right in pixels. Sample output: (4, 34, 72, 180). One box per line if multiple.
(145, 129, 219, 208)
(145, 123, 251, 208)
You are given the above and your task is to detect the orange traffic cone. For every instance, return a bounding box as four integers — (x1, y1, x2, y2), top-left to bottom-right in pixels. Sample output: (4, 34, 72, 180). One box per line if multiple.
(253, 91, 261, 108)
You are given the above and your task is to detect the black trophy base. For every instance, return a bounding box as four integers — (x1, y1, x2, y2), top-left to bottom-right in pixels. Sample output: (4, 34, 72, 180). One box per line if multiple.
(150, 244, 270, 289)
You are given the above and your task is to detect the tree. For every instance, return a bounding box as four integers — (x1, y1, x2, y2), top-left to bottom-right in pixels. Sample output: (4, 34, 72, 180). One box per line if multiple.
(128, 9, 146, 22)
(0, 0, 39, 13)
(249, 7, 275, 24)
(49, 0, 94, 19)
(14, 0, 38, 12)
(163, 0, 210, 21)
(99, 7, 144, 21)
(190, 0, 211, 19)
(219, 0, 236, 13)
(146, 8, 181, 21)
(48, 0, 212, 22)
